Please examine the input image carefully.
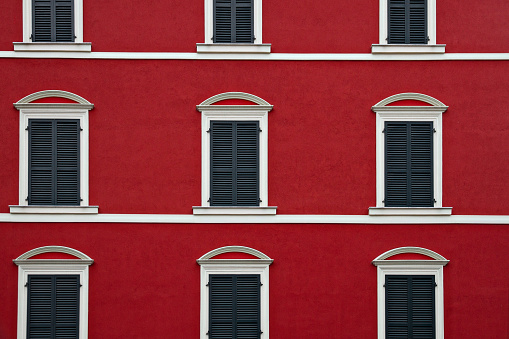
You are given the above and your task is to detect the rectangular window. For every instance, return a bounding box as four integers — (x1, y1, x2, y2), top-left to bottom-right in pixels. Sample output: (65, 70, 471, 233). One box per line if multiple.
(388, 0, 427, 44)
(32, 0, 74, 42)
(27, 274, 80, 338)
(385, 275, 435, 338)
(214, 0, 253, 43)
(28, 119, 80, 205)
(210, 121, 259, 206)
(209, 274, 261, 339)
(384, 121, 433, 207)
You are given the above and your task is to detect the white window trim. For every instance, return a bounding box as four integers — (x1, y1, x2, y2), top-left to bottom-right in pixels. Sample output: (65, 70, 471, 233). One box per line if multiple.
(373, 247, 448, 339)
(16, 0, 91, 52)
(14, 246, 94, 339)
(198, 0, 270, 53)
(374, 0, 444, 54)
(12, 90, 96, 213)
(197, 246, 273, 339)
(370, 93, 450, 216)
(194, 92, 276, 215)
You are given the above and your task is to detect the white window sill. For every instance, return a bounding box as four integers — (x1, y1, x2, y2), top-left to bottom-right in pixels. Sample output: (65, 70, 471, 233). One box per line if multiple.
(9, 205, 99, 214)
(369, 207, 452, 216)
(371, 44, 446, 54)
(13, 42, 92, 52)
(196, 43, 271, 54)
(193, 206, 277, 215)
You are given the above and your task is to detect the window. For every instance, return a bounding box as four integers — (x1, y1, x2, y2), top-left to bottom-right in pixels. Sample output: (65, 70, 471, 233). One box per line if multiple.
(14, 246, 94, 339)
(197, 0, 270, 53)
(197, 246, 273, 339)
(370, 93, 451, 216)
(373, 246, 449, 339)
(372, 0, 445, 53)
(14, 0, 91, 52)
(11, 90, 98, 214)
(194, 92, 276, 215)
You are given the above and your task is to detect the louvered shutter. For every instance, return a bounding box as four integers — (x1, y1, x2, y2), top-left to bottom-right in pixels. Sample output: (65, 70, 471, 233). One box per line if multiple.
(385, 121, 433, 207)
(27, 275, 80, 339)
(214, 0, 253, 43)
(210, 121, 259, 206)
(33, 0, 74, 42)
(209, 274, 261, 339)
(29, 119, 80, 205)
(386, 275, 435, 339)
(388, 0, 427, 44)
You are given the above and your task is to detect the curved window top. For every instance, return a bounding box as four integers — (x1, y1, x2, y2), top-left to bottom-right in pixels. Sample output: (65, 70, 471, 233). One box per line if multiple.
(372, 92, 448, 112)
(197, 92, 273, 111)
(197, 245, 273, 265)
(372, 246, 449, 266)
(14, 90, 94, 110)
(14, 245, 94, 265)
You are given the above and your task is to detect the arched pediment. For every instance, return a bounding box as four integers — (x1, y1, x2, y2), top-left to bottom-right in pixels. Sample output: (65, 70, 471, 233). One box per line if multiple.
(373, 246, 449, 266)
(197, 245, 273, 265)
(372, 93, 448, 113)
(14, 90, 94, 109)
(14, 246, 94, 265)
(197, 92, 273, 112)
(199, 92, 271, 106)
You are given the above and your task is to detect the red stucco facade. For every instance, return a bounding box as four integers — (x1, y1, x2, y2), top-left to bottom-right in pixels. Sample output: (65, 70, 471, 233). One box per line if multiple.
(0, 0, 508, 338)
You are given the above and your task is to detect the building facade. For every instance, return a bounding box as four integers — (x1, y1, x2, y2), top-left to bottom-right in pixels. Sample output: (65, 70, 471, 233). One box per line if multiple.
(0, 0, 508, 338)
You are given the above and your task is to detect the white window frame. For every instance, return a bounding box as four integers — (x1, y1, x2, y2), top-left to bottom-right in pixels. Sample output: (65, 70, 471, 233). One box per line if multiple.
(197, 246, 273, 339)
(11, 90, 97, 214)
(13, 246, 94, 339)
(14, 0, 92, 52)
(369, 93, 451, 216)
(196, 0, 271, 53)
(194, 92, 276, 215)
(373, 246, 448, 339)
(372, 0, 446, 54)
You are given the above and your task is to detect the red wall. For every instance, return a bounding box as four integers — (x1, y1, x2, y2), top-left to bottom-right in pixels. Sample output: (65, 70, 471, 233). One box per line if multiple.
(0, 59, 508, 215)
(0, 223, 507, 338)
(1, 0, 509, 52)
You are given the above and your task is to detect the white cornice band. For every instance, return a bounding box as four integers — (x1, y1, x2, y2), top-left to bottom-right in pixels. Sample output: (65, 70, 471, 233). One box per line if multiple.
(0, 213, 508, 224)
(1, 51, 509, 61)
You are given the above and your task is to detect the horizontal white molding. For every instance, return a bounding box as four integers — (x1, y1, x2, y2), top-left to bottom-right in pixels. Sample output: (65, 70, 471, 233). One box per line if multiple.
(369, 207, 452, 216)
(371, 44, 446, 54)
(196, 43, 271, 53)
(2, 51, 509, 61)
(13, 42, 92, 52)
(0, 213, 508, 224)
(9, 206, 99, 214)
(193, 207, 277, 215)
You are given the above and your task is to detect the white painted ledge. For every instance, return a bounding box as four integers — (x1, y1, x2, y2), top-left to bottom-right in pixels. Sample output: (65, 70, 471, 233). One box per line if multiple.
(368, 207, 452, 216)
(9, 205, 99, 214)
(196, 43, 271, 54)
(193, 206, 277, 215)
(371, 44, 446, 54)
(13, 42, 92, 52)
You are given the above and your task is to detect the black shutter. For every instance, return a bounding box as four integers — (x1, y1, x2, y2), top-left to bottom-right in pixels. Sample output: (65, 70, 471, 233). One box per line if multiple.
(33, 0, 74, 42)
(210, 121, 259, 206)
(388, 0, 427, 44)
(385, 121, 433, 207)
(214, 0, 253, 43)
(386, 275, 435, 339)
(27, 275, 80, 339)
(29, 119, 80, 205)
(209, 274, 261, 339)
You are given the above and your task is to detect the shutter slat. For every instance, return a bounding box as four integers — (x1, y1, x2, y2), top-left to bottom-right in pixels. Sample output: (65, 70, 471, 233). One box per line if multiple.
(386, 275, 435, 339)
(29, 119, 80, 206)
(214, 0, 253, 43)
(385, 121, 433, 207)
(388, 0, 427, 44)
(210, 121, 259, 206)
(28, 275, 80, 339)
(210, 275, 260, 339)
